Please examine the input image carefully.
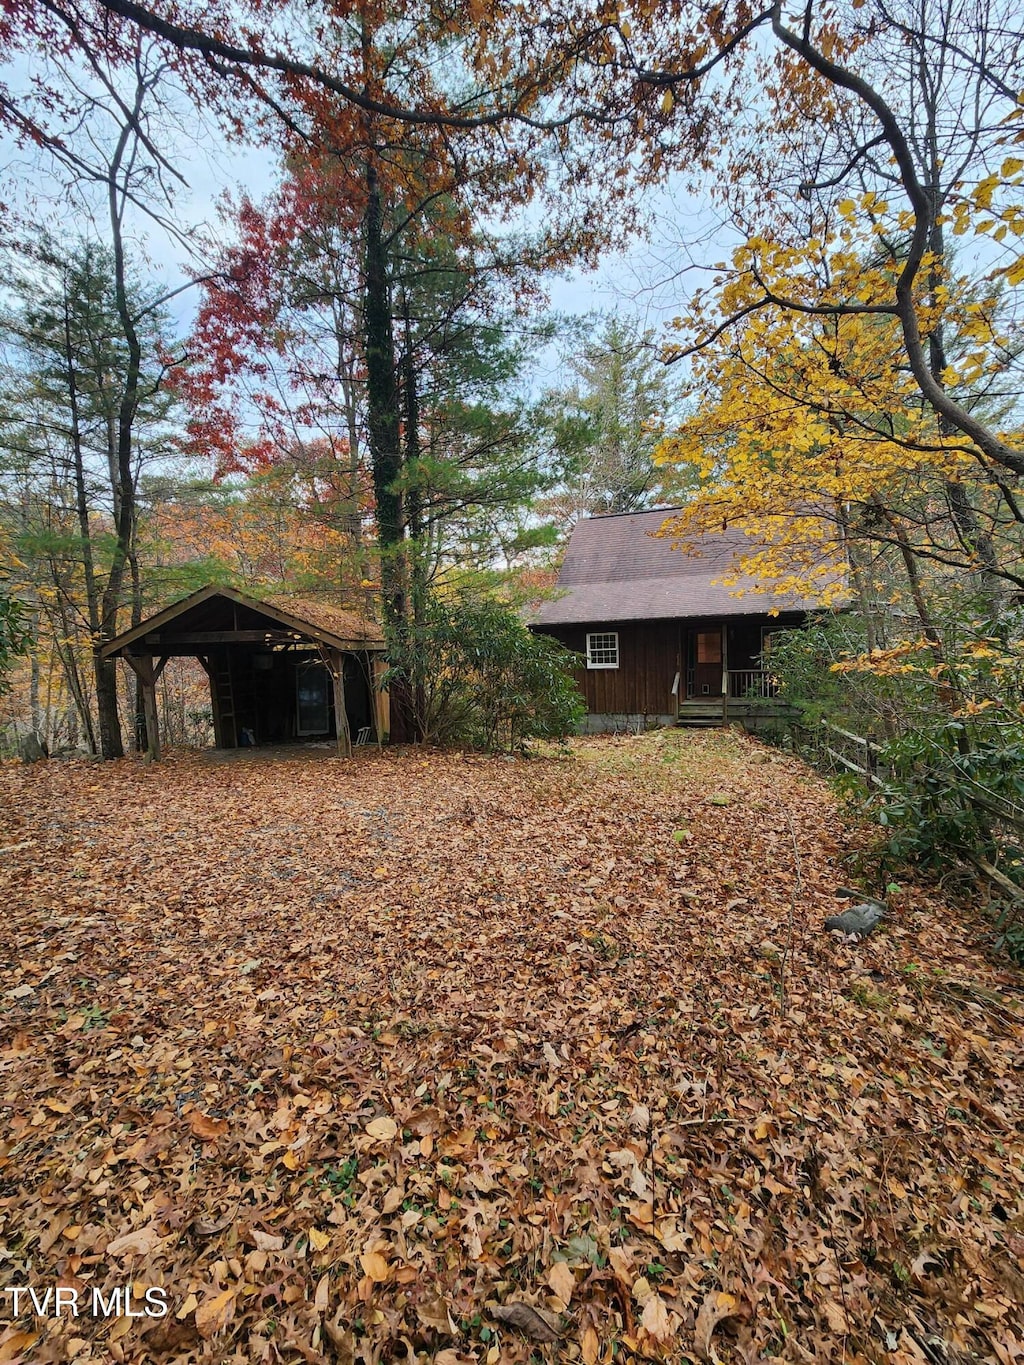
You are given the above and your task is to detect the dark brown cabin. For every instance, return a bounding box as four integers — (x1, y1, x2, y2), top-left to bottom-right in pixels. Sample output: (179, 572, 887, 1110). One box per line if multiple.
(532, 509, 837, 730)
(101, 586, 388, 758)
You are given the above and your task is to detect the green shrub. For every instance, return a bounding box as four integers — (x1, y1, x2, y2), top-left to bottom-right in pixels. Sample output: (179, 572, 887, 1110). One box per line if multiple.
(388, 592, 584, 751)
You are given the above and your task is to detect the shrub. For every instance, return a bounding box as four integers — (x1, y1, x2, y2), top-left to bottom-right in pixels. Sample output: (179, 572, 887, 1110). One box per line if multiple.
(388, 592, 584, 751)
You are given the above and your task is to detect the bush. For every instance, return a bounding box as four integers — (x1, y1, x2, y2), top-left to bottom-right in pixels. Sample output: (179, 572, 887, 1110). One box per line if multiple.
(0, 588, 31, 695)
(388, 592, 585, 751)
(771, 606, 1024, 960)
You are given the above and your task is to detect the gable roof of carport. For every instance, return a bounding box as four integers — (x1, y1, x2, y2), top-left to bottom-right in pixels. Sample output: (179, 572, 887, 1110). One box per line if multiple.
(100, 584, 385, 659)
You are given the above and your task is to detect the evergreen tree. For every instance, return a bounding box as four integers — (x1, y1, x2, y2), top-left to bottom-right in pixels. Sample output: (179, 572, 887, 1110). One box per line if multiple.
(538, 317, 692, 526)
(0, 238, 182, 755)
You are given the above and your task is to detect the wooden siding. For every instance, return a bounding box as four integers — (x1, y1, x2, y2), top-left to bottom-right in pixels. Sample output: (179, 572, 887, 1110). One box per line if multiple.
(542, 621, 681, 716)
(538, 612, 809, 716)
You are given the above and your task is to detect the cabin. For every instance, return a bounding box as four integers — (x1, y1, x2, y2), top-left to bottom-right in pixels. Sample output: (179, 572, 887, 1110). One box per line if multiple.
(532, 509, 836, 730)
(101, 585, 388, 758)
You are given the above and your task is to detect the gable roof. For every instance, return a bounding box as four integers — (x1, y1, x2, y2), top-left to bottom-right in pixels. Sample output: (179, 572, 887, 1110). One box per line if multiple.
(531, 508, 836, 626)
(101, 585, 385, 658)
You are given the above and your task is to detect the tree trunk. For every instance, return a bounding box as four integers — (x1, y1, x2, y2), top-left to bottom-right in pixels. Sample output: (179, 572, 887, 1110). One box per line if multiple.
(402, 298, 427, 740)
(362, 155, 412, 741)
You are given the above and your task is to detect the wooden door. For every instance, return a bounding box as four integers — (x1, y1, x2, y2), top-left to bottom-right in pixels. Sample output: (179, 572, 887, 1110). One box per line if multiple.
(691, 628, 723, 698)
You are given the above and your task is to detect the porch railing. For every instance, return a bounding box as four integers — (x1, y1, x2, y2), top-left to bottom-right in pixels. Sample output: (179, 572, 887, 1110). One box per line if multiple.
(728, 669, 778, 699)
(682, 669, 780, 701)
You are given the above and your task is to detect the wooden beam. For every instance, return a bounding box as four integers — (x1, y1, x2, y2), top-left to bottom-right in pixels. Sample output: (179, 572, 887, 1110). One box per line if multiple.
(372, 655, 389, 744)
(325, 649, 352, 757)
(122, 654, 161, 759)
(141, 630, 303, 646)
(721, 624, 729, 726)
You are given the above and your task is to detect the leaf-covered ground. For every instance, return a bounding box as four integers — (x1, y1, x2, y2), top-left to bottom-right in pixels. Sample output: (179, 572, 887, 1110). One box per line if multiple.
(1, 731, 1021, 1365)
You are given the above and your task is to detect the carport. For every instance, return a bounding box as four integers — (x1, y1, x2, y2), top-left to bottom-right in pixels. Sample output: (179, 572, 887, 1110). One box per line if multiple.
(101, 585, 388, 759)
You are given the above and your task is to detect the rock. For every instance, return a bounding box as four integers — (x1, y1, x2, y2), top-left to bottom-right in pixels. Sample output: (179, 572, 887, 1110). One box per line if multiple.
(824, 904, 884, 938)
(18, 733, 47, 763)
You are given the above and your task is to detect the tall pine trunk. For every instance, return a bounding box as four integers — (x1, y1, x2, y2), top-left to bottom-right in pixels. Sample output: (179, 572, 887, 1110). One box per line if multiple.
(362, 157, 412, 741)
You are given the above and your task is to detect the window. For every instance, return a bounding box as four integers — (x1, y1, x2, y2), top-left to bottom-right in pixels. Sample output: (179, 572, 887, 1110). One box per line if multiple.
(586, 632, 619, 669)
(761, 628, 789, 659)
(696, 630, 722, 664)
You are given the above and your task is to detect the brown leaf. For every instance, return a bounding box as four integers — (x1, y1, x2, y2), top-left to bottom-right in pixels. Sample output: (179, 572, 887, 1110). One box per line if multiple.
(822, 1298, 850, 1334)
(695, 1290, 740, 1360)
(192, 1214, 233, 1237)
(581, 1326, 600, 1365)
(251, 1228, 285, 1251)
(487, 1301, 560, 1342)
(360, 1250, 390, 1283)
(0, 1334, 40, 1363)
(365, 1115, 398, 1142)
(189, 1112, 228, 1142)
(547, 1260, 576, 1306)
(640, 1292, 676, 1343)
(105, 1222, 164, 1258)
(194, 1287, 236, 1339)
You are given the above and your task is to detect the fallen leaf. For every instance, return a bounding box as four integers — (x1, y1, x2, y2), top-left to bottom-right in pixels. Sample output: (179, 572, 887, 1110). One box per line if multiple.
(0, 1335, 39, 1363)
(487, 1300, 560, 1342)
(105, 1222, 164, 1258)
(582, 1325, 600, 1364)
(365, 1116, 398, 1142)
(547, 1260, 576, 1305)
(641, 1292, 675, 1342)
(695, 1289, 740, 1360)
(360, 1250, 390, 1282)
(194, 1287, 236, 1339)
(189, 1112, 228, 1142)
(822, 1298, 850, 1334)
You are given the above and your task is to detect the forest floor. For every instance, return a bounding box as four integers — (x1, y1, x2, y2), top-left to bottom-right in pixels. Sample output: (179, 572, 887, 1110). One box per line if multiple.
(0, 731, 1021, 1365)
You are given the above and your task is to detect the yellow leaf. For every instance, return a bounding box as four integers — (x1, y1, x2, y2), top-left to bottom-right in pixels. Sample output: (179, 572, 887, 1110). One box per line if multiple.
(660, 89, 674, 115)
(309, 1227, 331, 1251)
(195, 1287, 236, 1339)
(582, 1326, 600, 1365)
(0, 1335, 39, 1363)
(360, 1250, 390, 1283)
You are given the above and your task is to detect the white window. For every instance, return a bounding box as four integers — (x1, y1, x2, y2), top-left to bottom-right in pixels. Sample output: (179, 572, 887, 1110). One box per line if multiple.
(586, 632, 619, 669)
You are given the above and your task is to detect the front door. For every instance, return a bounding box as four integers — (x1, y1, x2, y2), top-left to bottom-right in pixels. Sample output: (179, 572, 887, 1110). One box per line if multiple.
(689, 627, 724, 698)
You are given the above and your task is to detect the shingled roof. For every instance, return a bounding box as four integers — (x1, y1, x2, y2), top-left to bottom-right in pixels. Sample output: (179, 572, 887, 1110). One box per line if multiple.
(101, 585, 384, 658)
(532, 508, 833, 626)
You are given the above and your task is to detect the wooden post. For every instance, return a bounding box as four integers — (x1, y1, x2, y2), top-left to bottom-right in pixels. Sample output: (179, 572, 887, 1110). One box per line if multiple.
(721, 624, 729, 726)
(124, 654, 161, 760)
(328, 649, 352, 758)
(372, 654, 390, 745)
